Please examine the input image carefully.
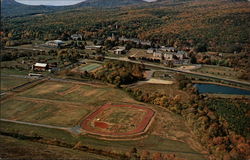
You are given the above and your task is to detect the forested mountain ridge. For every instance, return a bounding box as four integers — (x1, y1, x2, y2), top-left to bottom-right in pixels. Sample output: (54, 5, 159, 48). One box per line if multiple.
(1, 0, 250, 53)
(1, 0, 62, 17)
(1, 0, 148, 17)
(76, 0, 146, 7)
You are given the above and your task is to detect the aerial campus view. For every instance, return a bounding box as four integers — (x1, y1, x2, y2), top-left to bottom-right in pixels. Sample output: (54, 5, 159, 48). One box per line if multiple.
(0, 0, 250, 160)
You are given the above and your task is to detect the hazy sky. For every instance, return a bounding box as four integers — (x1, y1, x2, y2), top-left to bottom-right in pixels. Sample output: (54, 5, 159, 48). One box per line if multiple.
(15, 0, 157, 6)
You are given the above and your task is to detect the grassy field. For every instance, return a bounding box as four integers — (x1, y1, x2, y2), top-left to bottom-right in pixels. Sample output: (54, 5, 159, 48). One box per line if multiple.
(18, 81, 139, 106)
(193, 65, 242, 80)
(79, 63, 101, 72)
(0, 135, 112, 160)
(128, 48, 150, 58)
(0, 80, 206, 159)
(152, 71, 175, 80)
(0, 76, 32, 91)
(1, 98, 90, 127)
(1, 81, 140, 127)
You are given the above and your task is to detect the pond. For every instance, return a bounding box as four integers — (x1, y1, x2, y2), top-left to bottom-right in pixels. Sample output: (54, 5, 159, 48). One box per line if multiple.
(194, 83, 250, 95)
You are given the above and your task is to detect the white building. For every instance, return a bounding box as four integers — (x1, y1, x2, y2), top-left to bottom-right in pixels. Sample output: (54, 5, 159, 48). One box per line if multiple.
(163, 53, 174, 60)
(45, 40, 64, 48)
(160, 46, 176, 52)
(147, 48, 155, 54)
(153, 51, 163, 59)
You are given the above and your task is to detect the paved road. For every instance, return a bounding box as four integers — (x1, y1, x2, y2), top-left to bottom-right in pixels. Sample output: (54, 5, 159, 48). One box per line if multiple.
(4, 46, 45, 52)
(105, 56, 250, 87)
(0, 119, 69, 130)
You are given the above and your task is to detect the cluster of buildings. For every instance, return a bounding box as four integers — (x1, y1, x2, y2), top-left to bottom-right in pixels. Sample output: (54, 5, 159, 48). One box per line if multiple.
(118, 36, 152, 46)
(148, 46, 190, 65)
(107, 34, 152, 46)
(45, 33, 83, 48)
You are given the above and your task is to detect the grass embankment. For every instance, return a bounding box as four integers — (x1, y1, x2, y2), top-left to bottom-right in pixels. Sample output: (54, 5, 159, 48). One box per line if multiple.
(0, 121, 205, 160)
(0, 76, 32, 91)
(1, 68, 29, 76)
(0, 135, 111, 160)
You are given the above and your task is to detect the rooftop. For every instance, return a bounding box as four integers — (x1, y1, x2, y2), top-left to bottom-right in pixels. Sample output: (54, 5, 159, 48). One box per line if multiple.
(34, 63, 47, 67)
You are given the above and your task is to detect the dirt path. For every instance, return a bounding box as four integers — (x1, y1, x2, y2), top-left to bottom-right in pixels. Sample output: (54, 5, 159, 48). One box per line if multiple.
(146, 78, 174, 85)
(57, 85, 81, 96)
(49, 78, 103, 88)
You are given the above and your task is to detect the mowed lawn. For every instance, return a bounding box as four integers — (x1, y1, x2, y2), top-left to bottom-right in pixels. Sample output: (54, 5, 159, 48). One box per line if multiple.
(0, 98, 90, 127)
(0, 76, 32, 91)
(1, 81, 140, 127)
(18, 81, 139, 106)
(193, 65, 241, 80)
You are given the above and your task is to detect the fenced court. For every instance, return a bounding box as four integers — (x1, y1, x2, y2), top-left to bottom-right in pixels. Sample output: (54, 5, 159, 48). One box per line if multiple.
(79, 63, 101, 72)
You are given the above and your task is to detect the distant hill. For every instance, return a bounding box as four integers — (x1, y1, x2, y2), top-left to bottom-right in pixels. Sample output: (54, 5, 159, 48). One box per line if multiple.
(2, 0, 249, 53)
(1, 0, 147, 17)
(76, 0, 146, 7)
(1, 0, 61, 17)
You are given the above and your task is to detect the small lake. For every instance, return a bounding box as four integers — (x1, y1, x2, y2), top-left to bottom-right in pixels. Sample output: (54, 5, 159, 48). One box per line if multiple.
(194, 83, 250, 95)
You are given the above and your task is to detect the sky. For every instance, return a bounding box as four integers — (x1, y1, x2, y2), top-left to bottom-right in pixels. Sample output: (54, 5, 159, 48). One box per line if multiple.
(15, 0, 157, 6)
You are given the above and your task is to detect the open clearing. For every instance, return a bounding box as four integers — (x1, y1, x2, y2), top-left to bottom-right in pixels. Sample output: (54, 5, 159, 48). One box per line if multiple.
(0, 76, 32, 91)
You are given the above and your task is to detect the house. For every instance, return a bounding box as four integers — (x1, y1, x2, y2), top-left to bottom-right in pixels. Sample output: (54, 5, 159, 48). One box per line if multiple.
(33, 63, 48, 71)
(160, 46, 176, 52)
(176, 51, 188, 59)
(113, 46, 126, 55)
(45, 40, 65, 48)
(48, 62, 58, 69)
(71, 34, 83, 41)
(163, 53, 174, 60)
(147, 48, 155, 54)
(153, 51, 163, 59)
(141, 41, 152, 46)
